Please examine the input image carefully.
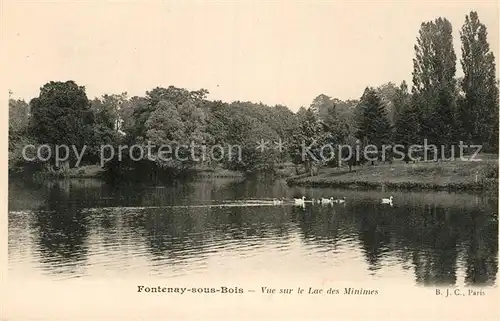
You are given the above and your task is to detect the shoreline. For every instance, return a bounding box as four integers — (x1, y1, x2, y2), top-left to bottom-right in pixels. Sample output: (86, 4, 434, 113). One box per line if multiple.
(10, 159, 499, 194)
(9, 165, 246, 181)
(286, 177, 498, 192)
(286, 160, 499, 193)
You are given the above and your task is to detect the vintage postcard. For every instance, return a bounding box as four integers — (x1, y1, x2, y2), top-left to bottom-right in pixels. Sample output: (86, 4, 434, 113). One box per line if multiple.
(1, 0, 499, 320)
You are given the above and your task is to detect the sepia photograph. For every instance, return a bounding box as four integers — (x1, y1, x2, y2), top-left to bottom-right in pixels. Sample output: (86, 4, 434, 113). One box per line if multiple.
(2, 1, 499, 320)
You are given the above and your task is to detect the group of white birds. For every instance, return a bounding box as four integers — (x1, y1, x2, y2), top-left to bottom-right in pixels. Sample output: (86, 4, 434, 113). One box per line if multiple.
(291, 196, 346, 205)
(272, 195, 394, 207)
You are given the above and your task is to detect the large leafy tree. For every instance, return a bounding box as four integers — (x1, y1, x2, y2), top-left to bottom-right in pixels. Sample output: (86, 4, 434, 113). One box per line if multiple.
(206, 100, 295, 170)
(120, 96, 149, 142)
(130, 86, 209, 142)
(227, 115, 280, 173)
(89, 93, 128, 158)
(90, 93, 128, 132)
(29, 81, 94, 167)
(268, 104, 298, 143)
(459, 11, 499, 151)
(205, 100, 231, 146)
(213, 103, 283, 173)
(143, 97, 209, 171)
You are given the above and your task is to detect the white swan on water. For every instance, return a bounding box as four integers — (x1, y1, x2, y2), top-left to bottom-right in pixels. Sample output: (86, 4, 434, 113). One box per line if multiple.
(272, 198, 284, 205)
(321, 197, 333, 204)
(333, 197, 346, 204)
(294, 196, 306, 205)
(381, 196, 393, 205)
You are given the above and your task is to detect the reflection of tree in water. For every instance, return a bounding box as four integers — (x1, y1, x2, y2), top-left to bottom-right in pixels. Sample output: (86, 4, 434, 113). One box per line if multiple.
(131, 208, 206, 260)
(109, 178, 246, 207)
(212, 206, 291, 240)
(224, 208, 250, 239)
(353, 202, 392, 273)
(8, 178, 47, 211)
(464, 210, 498, 286)
(292, 205, 357, 254)
(293, 201, 392, 270)
(292, 199, 498, 286)
(131, 204, 293, 264)
(92, 208, 120, 250)
(31, 182, 90, 274)
(379, 203, 496, 286)
(407, 205, 460, 285)
(19, 174, 498, 285)
(106, 181, 195, 207)
(292, 206, 315, 241)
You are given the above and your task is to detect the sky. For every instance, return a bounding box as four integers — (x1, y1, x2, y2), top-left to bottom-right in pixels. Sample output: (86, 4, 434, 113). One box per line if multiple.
(2, 0, 499, 111)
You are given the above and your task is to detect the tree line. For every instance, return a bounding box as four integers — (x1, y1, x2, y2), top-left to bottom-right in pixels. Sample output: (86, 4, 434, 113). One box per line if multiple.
(8, 11, 498, 178)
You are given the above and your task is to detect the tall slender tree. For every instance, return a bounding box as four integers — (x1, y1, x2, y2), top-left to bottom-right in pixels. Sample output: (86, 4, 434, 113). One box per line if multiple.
(289, 107, 324, 175)
(412, 18, 458, 154)
(459, 11, 499, 151)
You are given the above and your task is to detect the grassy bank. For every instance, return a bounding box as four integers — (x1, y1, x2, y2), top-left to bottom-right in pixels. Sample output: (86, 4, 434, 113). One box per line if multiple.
(286, 157, 499, 192)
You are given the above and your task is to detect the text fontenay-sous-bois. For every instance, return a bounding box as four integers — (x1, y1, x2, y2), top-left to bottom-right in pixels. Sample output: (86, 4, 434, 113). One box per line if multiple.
(136, 286, 380, 295)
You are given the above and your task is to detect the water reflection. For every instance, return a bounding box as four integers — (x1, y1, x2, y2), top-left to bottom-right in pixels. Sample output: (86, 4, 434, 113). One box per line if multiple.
(8, 177, 498, 286)
(30, 182, 90, 276)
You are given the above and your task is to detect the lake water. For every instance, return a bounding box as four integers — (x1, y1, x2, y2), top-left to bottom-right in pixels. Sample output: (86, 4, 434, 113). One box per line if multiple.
(8, 177, 498, 287)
